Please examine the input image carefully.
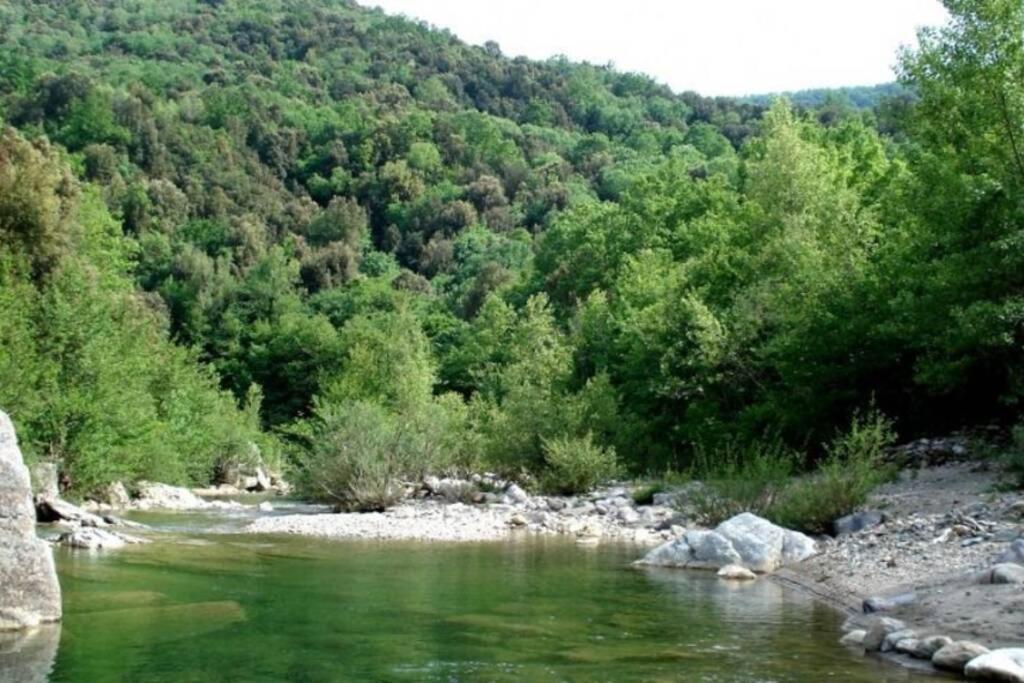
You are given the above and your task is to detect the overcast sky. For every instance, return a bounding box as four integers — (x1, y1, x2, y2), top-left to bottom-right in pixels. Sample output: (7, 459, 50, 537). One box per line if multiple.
(361, 0, 950, 96)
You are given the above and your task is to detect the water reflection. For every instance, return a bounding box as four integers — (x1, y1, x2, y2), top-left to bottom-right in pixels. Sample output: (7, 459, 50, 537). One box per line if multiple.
(0, 624, 61, 683)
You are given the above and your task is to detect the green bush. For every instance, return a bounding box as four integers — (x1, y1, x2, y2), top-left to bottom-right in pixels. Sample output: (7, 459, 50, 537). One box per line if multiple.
(292, 401, 411, 512)
(293, 394, 474, 512)
(688, 438, 797, 526)
(690, 411, 897, 532)
(540, 432, 621, 495)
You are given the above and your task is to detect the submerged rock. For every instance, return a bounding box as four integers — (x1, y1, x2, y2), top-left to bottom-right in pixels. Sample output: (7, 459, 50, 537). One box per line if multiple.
(0, 411, 62, 631)
(58, 527, 148, 551)
(964, 648, 1024, 682)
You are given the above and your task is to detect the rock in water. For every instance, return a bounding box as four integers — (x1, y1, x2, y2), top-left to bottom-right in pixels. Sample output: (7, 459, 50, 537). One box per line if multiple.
(0, 411, 62, 631)
(964, 648, 1024, 682)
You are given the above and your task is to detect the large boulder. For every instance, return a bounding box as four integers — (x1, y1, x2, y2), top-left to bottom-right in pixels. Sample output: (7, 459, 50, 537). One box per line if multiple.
(0, 411, 62, 631)
(964, 648, 1024, 682)
(636, 513, 816, 573)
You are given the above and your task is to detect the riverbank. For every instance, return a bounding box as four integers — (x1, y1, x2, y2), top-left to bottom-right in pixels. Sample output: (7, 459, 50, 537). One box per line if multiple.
(245, 482, 676, 544)
(773, 459, 1024, 676)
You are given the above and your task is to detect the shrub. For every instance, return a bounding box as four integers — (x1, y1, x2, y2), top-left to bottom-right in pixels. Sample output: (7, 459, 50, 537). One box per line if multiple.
(292, 393, 475, 512)
(689, 410, 897, 532)
(688, 438, 797, 526)
(540, 432, 621, 494)
(292, 401, 409, 512)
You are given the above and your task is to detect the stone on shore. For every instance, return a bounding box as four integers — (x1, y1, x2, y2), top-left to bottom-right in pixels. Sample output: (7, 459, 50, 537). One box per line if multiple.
(964, 648, 1024, 682)
(862, 617, 907, 652)
(896, 635, 952, 660)
(834, 511, 885, 537)
(0, 411, 62, 631)
(636, 513, 816, 573)
(933, 641, 990, 672)
(863, 592, 917, 613)
(132, 482, 242, 511)
(996, 540, 1024, 566)
(976, 563, 1024, 585)
(36, 497, 109, 527)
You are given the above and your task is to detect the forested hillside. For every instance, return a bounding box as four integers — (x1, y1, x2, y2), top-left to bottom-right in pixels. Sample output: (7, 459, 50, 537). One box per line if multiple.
(1, 0, 1021, 505)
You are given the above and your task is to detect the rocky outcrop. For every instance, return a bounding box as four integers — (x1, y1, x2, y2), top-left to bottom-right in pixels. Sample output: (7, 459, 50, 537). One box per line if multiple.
(132, 482, 243, 511)
(635, 513, 816, 574)
(0, 411, 62, 631)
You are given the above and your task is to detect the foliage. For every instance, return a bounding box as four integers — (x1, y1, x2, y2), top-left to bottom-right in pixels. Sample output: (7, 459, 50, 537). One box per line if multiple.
(539, 433, 621, 495)
(1006, 423, 1024, 490)
(690, 412, 897, 533)
(0, 0, 1021, 500)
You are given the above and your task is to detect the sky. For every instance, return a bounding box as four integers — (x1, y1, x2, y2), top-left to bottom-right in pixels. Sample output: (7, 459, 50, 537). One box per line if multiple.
(362, 0, 950, 96)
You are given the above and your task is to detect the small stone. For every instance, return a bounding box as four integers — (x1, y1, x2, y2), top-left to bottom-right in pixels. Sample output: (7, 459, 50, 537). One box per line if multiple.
(508, 513, 527, 527)
(258, 501, 274, 512)
(933, 641, 990, 672)
(546, 497, 566, 512)
(834, 511, 885, 537)
(881, 629, 917, 653)
(618, 507, 640, 525)
(717, 564, 757, 581)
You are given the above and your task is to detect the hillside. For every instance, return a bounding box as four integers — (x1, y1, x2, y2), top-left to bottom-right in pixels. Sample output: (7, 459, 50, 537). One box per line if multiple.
(1, 0, 1022, 507)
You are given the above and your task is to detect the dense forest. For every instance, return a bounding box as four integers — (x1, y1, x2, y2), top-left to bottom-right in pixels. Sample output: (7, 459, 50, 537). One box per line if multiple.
(1, 0, 1021, 506)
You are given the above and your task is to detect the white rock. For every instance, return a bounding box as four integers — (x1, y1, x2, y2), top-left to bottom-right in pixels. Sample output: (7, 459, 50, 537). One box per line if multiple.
(965, 648, 1024, 682)
(714, 512, 817, 573)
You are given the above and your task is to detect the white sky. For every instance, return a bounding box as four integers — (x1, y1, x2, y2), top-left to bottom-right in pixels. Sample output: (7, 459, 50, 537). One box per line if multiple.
(361, 0, 950, 96)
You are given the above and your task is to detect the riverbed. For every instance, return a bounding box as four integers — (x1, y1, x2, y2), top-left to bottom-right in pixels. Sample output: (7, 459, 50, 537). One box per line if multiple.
(0, 506, 940, 682)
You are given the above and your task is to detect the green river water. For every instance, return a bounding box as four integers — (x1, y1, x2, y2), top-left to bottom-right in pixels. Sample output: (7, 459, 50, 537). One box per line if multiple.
(6, 505, 941, 682)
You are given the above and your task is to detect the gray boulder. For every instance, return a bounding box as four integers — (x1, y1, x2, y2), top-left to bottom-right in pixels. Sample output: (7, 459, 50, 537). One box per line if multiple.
(976, 563, 1024, 585)
(715, 512, 816, 573)
(964, 648, 1024, 682)
(933, 641, 990, 673)
(834, 510, 885, 536)
(0, 411, 62, 631)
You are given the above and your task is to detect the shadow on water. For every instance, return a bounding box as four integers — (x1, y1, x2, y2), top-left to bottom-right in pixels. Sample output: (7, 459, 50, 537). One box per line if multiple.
(4, 511, 943, 682)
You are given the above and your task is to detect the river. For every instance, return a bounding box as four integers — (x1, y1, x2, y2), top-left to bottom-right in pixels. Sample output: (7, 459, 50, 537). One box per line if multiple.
(14, 504, 939, 682)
